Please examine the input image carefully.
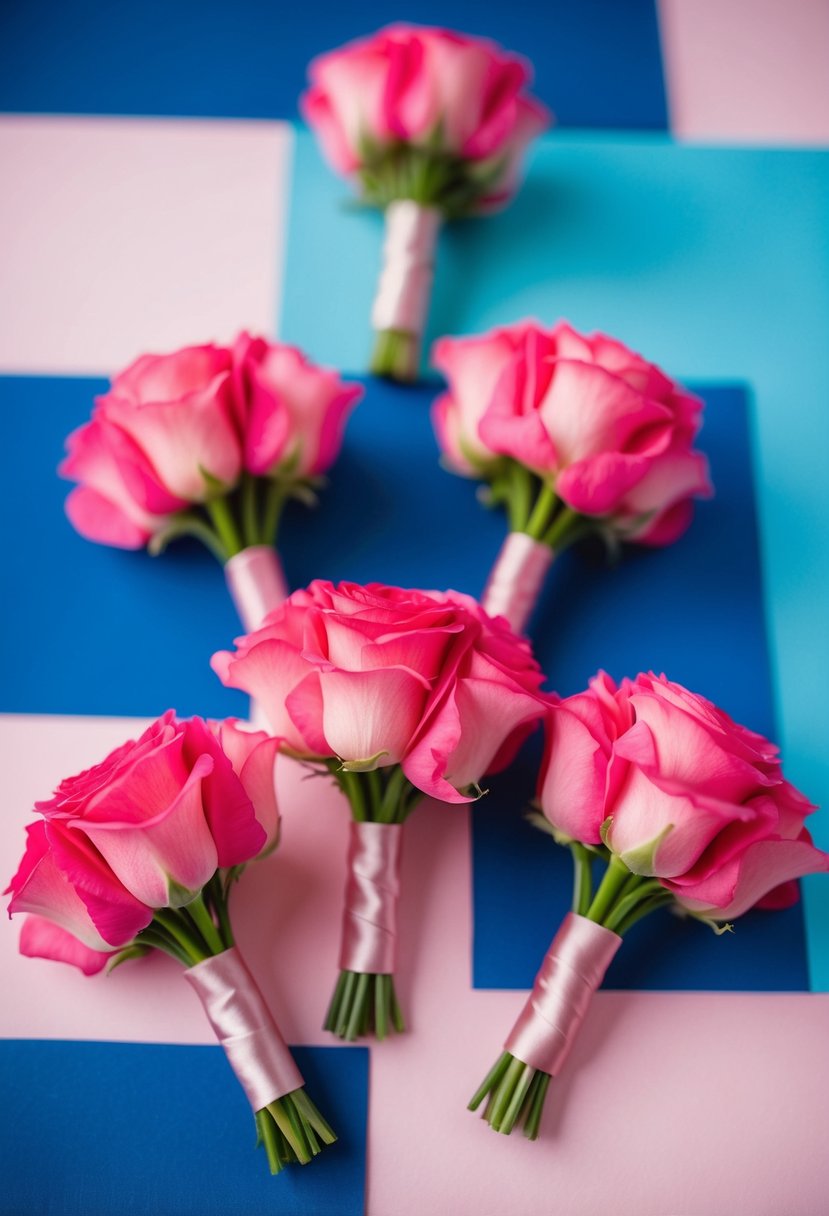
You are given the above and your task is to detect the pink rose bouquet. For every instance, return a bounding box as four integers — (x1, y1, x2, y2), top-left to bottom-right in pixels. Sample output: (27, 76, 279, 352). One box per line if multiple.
(61, 334, 363, 631)
(213, 579, 547, 1040)
(301, 25, 550, 381)
(6, 712, 336, 1175)
(433, 320, 712, 633)
(470, 672, 827, 1139)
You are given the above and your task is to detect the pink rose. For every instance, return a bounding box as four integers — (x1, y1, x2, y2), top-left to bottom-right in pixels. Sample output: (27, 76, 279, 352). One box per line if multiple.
(539, 672, 827, 920)
(61, 343, 240, 549)
(6, 713, 269, 960)
(232, 333, 363, 479)
(61, 337, 361, 554)
(301, 24, 550, 211)
(212, 580, 546, 803)
(433, 320, 712, 545)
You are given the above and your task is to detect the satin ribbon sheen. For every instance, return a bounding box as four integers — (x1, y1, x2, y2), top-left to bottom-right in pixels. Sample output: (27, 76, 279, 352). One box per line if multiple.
(481, 532, 555, 634)
(339, 821, 403, 974)
(504, 913, 622, 1076)
(224, 545, 288, 633)
(371, 200, 442, 335)
(185, 947, 303, 1110)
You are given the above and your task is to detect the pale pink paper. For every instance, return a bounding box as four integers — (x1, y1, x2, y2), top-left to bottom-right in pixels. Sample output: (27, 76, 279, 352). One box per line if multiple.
(660, 0, 829, 143)
(2, 714, 829, 1214)
(0, 116, 291, 376)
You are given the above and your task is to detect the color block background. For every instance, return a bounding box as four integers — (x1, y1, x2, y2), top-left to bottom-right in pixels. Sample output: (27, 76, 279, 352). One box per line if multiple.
(2, 3, 828, 1214)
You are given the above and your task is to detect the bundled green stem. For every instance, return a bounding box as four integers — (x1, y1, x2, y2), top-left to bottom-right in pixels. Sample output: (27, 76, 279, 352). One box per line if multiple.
(149, 468, 322, 563)
(469, 848, 674, 1139)
(323, 763, 422, 1041)
(370, 328, 420, 382)
(485, 461, 589, 551)
(112, 873, 336, 1175)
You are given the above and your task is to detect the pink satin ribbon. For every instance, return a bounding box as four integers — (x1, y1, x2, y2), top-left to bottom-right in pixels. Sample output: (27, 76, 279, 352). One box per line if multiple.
(185, 947, 303, 1110)
(339, 821, 403, 974)
(371, 200, 441, 336)
(504, 913, 622, 1076)
(224, 545, 288, 633)
(482, 532, 555, 634)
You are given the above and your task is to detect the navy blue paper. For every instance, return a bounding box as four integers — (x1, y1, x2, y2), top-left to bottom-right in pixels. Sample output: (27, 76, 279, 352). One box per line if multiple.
(0, 0, 667, 131)
(0, 1040, 368, 1216)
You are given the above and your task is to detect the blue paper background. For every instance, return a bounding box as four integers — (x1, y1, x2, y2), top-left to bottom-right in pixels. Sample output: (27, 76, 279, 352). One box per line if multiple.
(0, 1040, 368, 1216)
(0, 0, 667, 130)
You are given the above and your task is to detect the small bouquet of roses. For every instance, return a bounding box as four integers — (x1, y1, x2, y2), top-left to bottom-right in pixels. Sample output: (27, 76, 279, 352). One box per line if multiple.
(213, 579, 548, 1040)
(60, 334, 363, 631)
(6, 712, 336, 1174)
(302, 25, 549, 381)
(469, 671, 827, 1139)
(432, 321, 712, 632)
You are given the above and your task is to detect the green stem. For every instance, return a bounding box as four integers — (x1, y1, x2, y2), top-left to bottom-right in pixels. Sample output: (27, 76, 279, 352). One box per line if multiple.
(267, 1099, 310, 1164)
(487, 1056, 527, 1130)
(241, 474, 260, 550)
(365, 768, 383, 818)
(602, 877, 665, 935)
(378, 765, 409, 823)
(208, 874, 236, 949)
(497, 1061, 535, 1134)
(261, 479, 288, 547)
(370, 328, 419, 383)
(339, 769, 368, 822)
(153, 908, 210, 965)
(523, 1072, 551, 1140)
(503, 462, 535, 533)
(291, 1088, 337, 1146)
(468, 1050, 512, 1111)
(148, 512, 228, 563)
(205, 495, 244, 558)
(255, 1109, 284, 1175)
(134, 926, 191, 967)
(613, 891, 675, 937)
(524, 481, 558, 541)
(570, 843, 594, 917)
(585, 855, 633, 926)
(186, 891, 227, 957)
(542, 506, 582, 551)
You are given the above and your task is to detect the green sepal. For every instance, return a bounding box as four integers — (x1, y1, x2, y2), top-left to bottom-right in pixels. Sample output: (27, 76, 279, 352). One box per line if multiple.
(105, 943, 151, 973)
(167, 877, 201, 909)
(340, 750, 390, 773)
(617, 822, 675, 876)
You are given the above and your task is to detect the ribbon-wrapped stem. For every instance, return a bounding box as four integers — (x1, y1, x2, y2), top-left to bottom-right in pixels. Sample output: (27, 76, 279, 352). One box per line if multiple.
(370, 201, 442, 383)
(134, 878, 336, 1174)
(469, 852, 674, 1139)
(323, 764, 422, 1040)
(225, 544, 288, 632)
(482, 532, 555, 635)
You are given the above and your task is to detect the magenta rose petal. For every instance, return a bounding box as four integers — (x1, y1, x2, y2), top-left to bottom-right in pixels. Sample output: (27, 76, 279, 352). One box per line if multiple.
(470, 671, 828, 1140)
